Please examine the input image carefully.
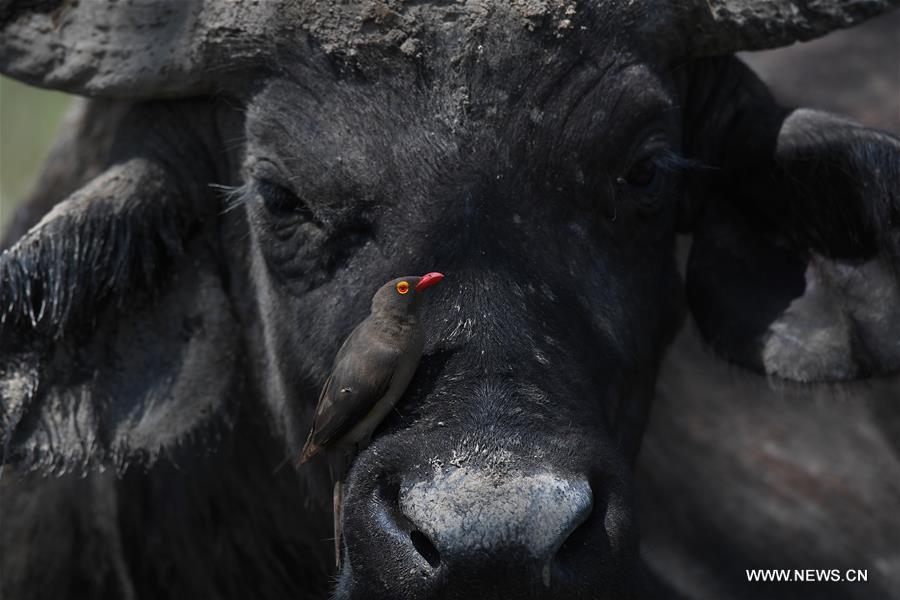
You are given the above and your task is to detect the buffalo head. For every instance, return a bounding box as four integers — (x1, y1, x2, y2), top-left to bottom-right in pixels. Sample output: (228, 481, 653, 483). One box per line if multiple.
(1, 2, 899, 599)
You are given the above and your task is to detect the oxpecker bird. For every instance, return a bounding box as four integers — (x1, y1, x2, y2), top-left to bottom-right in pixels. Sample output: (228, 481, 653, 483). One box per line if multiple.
(298, 272, 444, 566)
(299, 272, 444, 463)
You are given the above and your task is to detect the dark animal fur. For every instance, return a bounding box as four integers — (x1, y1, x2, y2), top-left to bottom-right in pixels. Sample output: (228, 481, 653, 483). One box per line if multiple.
(0, 184, 186, 340)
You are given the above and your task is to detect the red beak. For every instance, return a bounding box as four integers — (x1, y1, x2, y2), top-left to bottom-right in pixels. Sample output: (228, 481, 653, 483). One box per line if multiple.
(414, 272, 444, 292)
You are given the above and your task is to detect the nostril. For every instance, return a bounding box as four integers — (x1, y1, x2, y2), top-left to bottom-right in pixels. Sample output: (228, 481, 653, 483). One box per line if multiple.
(556, 481, 601, 557)
(409, 529, 442, 568)
(557, 501, 595, 558)
(376, 478, 443, 569)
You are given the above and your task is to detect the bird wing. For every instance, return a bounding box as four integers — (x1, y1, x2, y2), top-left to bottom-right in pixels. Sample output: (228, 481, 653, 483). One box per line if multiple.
(305, 323, 401, 450)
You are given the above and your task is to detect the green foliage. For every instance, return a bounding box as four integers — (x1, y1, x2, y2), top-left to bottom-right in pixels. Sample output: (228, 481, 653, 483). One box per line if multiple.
(0, 77, 73, 231)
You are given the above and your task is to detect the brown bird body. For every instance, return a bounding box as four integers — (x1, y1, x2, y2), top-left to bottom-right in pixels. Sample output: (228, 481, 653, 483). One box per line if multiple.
(299, 273, 443, 463)
(299, 273, 444, 567)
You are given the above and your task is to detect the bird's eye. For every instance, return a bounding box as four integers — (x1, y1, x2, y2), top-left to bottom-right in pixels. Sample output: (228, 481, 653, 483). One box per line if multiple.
(396, 281, 410, 294)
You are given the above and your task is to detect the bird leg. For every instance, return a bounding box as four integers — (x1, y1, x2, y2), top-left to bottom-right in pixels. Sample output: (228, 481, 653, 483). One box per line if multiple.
(333, 478, 344, 569)
(332, 451, 349, 569)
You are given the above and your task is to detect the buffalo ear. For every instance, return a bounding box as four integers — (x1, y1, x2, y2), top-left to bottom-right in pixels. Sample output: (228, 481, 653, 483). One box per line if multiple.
(0, 106, 241, 472)
(687, 108, 900, 382)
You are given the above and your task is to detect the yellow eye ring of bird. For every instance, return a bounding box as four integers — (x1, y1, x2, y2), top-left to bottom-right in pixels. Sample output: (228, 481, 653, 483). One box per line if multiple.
(396, 281, 410, 294)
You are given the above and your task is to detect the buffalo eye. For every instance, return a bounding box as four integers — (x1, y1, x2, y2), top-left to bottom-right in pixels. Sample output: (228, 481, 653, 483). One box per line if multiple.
(619, 156, 660, 193)
(257, 179, 318, 222)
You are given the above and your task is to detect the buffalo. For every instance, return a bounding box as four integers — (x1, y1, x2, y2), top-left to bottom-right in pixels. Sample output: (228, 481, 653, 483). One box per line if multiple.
(1, 2, 898, 599)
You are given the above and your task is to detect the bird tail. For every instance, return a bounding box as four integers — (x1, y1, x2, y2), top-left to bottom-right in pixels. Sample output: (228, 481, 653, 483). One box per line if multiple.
(298, 431, 321, 465)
